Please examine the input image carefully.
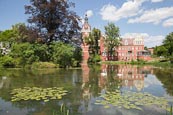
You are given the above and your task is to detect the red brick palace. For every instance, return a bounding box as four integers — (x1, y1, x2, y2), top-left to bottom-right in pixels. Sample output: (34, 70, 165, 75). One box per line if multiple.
(81, 15, 151, 62)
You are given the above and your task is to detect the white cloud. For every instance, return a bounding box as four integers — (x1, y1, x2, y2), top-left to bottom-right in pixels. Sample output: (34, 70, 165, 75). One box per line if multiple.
(100, 4, 117, 21)
(122, 33, 149, 38)
(144, 75, 162, 88)
(86, 10, 93, 18)
(128, 7, 173, 25)
(100, 0, 146, 22)
(145, 35, 164, 47)
(151, 0, 164, 3)
(122, 33, 165, 47)
(162, 18, 173, 27)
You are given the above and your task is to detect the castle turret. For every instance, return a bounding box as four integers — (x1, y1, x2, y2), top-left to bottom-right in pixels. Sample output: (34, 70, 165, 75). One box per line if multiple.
(81, 14, 91, 64)
(81, 14, 91, 41)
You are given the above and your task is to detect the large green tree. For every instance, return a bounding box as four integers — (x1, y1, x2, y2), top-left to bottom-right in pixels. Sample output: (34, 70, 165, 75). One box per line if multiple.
(92, 28, 101, 55)
(163, 32, 173, 56)
(154, 45, 167, 56)
(25, 0, 81, 44)
(0, 23, 38, 43)
(104, 23, 120, 60)
(15, 24, 40, 43)
(85, 28, 101, 63)
(86, 28, 101, 55)
(10, 43, 39, 65)
(52, 42, 75, 68)
(0, 29, 15, 42)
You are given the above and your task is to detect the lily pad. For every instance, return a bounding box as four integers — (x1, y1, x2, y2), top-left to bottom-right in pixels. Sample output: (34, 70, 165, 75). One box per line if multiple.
(10, 87, 68, 102)
(95, 90, 169, 111)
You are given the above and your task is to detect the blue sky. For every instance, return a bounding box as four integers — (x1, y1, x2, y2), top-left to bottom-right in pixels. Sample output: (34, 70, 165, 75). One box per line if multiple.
(0, 0, 173, 47)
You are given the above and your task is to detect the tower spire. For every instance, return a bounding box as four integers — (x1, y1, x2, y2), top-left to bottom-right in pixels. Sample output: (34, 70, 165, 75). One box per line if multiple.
(84, 14, 88, 23)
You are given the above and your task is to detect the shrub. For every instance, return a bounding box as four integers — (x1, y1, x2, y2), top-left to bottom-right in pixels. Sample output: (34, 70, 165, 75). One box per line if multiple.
(31, 62, 57, 69)
(88, 54, 101, 64)
(170, 57, 173, 64)
(0, 55, 15, 67)
(137, 59, 146, 64)
(52, 42, 74, 68)
(32, 43, 50, 62)
(130, 59, 136, 64)
(0, 49, 3, 57)
(93, 54, 101, 63)
(71, 58, 79, 67)
(10, 43, 42, 65)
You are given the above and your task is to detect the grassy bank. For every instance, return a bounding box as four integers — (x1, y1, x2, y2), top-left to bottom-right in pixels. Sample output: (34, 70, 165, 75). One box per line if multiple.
(101, 60, 173, 67)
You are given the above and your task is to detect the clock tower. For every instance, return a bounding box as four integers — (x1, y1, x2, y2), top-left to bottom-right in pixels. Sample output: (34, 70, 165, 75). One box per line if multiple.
(81, 14, 91, 64)
(81, 14, 91, 44)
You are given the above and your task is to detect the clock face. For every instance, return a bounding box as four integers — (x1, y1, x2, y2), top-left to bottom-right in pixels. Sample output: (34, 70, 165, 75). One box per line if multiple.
(84, 25, 88, 29)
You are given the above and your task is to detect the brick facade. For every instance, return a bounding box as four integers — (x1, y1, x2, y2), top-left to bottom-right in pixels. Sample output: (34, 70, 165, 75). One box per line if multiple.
(98, 65, 153, 91)
(81, 15, 151, 62)
(99, 37, 151, 61)
(81, 15, 91, 64)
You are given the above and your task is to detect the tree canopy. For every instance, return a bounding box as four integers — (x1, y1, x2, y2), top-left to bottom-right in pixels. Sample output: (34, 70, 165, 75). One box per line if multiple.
(0, 29, 15, 42)
(154, 45, 167, 56)
(163, 32, 173, 56)
(86, 28, 101, 55)
(104, 23, 120, 60)
(0, 23, 40, 44)
(25, 0, 81, 44)
(85, 28, 101, 63)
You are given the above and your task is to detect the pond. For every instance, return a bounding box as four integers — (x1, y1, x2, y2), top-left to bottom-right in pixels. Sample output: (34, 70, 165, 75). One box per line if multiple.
(0, 64, 173, 115)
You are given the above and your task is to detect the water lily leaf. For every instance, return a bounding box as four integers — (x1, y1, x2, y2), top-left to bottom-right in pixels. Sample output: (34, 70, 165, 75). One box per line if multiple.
(104, 105, 110, 108)
(10, 87, 68, 102)
(94, 90, 169, 111)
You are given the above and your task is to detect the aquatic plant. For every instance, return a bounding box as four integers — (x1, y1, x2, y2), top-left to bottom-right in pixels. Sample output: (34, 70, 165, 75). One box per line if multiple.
(170, 105, 172, 115)
(10, 87, 68, 102)
(52, 103, 69, 115)
(95, 90, 171, 112)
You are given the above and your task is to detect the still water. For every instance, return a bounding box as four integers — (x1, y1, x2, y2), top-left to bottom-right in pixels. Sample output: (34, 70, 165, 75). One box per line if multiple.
(0, 65, 173, 115)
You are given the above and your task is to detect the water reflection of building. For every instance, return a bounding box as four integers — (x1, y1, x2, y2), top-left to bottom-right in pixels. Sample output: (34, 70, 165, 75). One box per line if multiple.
(98, 65, 153, 91)
(81, 64, 153, 92)
(80, 65, 154, 113)
(99, 64, 108, 89)
(117, 65, 144, 91)
(81, 63, 90, 100)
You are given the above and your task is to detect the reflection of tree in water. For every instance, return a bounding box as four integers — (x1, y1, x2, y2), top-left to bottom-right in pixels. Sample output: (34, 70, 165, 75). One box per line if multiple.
(154, 68, 173, 96)
(80, 65, 101, 113)
(87, 65, 102, 97)
(80, 65, 121, 114)
(8, 99, 81, 115)
(3, 91, 82, 115)
(82, 65, 121, 97)
(0, 69, 83, 115)
(106, 65, 121, 92)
